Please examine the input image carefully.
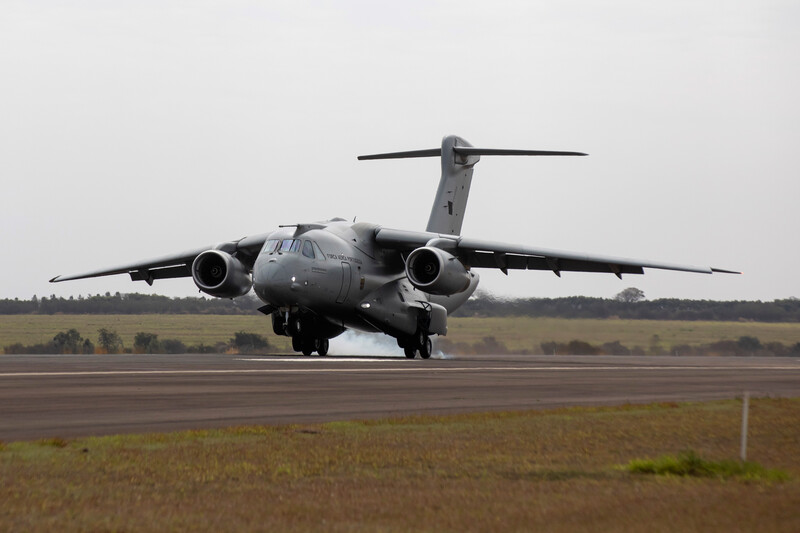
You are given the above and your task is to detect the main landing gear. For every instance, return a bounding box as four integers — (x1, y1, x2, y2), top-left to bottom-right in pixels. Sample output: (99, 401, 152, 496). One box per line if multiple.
(292, 335, 329, 356)
(400, 330, 433, 360)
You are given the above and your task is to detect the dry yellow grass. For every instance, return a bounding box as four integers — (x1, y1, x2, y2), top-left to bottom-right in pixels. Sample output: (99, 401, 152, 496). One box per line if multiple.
(2, 315, 799, 354)
(447, 317, 800, 352)
(1, 398, 798, 532)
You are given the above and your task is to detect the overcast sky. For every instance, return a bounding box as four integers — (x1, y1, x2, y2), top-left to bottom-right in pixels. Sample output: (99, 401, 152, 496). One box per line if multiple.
(1, 1, 798, 302)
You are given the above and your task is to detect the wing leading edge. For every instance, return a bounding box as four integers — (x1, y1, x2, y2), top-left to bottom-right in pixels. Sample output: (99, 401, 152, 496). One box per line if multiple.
(374, 227, 739, 278)
(50, 233, 270, 285)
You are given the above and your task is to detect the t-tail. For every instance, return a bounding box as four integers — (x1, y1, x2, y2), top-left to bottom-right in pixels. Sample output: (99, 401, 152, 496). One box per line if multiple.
(358, 135, 586, 235)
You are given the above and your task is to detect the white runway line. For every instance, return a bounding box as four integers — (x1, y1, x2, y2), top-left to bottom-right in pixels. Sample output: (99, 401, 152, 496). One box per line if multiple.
(236, 357, 403, 363)
(1, 365, 799, 378)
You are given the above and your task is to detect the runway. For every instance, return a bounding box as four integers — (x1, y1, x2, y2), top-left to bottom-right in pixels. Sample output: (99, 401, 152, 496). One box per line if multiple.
(1, 353, 799, 442)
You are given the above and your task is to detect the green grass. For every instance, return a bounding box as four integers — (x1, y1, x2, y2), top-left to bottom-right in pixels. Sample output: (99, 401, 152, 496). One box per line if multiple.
(1, 398, 799, 532)
(2, 315, 799, 354)
(626, 450, 790, 481)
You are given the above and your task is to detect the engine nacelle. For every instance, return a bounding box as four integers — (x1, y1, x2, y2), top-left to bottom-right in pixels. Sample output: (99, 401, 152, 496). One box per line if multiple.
(405, 246, 470, 296)
(191, 250, 252, 298)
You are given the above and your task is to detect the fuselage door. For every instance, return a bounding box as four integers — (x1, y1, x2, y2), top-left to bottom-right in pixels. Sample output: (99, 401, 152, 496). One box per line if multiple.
(336, 262, 351, 304)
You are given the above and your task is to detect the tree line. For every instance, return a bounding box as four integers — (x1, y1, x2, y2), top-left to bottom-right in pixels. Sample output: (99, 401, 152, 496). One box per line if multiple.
(0, 292, 262, 315)
(1, 291, 799, 322)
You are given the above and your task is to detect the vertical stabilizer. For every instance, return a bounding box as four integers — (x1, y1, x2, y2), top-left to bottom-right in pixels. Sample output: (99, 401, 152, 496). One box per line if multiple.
(357, 136, 586, 236)
(426, 135, 479, 235)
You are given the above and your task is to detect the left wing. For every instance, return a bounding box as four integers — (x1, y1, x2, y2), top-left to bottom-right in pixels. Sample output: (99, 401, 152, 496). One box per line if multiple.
(375, 227, 739, 278)
(50, 233, 270, 285)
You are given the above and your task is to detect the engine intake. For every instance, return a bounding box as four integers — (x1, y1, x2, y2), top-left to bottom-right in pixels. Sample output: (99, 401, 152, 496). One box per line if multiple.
(405, 247, 470, 295)
(192, 250, 252, 298)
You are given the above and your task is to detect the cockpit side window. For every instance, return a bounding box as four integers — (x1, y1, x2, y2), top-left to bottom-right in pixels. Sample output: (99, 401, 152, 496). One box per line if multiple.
(313, 242, 326, 260)
(302, 240, 315, 259)
(280, 239, 294, 252)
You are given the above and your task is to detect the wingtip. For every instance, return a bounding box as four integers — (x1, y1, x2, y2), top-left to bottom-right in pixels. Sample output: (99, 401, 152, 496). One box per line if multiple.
(711, 268, 742, 275)
(49, 276, 60, 283)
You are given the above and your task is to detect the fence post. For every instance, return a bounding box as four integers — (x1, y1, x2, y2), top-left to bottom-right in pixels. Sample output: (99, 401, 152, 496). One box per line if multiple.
(740, 392, 750, 462)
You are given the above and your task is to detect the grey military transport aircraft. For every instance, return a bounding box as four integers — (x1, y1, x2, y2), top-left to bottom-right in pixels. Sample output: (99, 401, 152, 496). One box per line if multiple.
(51, 135, 738, 358)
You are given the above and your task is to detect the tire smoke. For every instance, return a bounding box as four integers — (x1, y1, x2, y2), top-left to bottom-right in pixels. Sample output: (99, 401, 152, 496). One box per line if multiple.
(328, 331, 452, 359)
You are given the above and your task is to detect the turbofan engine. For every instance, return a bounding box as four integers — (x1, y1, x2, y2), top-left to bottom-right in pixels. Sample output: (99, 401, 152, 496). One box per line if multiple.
(405, 246, 470, 295)
(191, 250, 252, 298)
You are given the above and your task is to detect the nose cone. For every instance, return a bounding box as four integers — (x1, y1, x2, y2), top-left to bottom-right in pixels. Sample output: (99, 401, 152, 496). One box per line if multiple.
(254, 259, 294, 306)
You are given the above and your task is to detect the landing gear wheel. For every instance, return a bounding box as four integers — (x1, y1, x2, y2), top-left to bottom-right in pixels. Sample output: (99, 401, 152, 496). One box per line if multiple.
(404, 347, 417, 359)
(317, 339, 329, 356)
(301, 339, 315, 356)
(415, 330, 426, 351)
(292, 336, 302, 352)
(419, 336, 433, 359)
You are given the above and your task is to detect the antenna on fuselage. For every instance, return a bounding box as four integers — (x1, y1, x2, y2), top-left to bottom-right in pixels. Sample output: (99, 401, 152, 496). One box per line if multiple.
(358, 135, 587, 236)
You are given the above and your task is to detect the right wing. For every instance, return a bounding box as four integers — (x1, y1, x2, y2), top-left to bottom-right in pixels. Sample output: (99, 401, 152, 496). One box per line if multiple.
(50, 233, 270, 285)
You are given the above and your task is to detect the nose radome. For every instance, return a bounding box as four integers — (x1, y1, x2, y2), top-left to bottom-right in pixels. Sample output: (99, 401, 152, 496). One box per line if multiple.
(256, 261, 293, 305)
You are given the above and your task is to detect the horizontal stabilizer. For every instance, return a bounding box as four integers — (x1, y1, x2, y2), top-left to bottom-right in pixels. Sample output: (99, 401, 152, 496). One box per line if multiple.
(357, 148, 441, 160)
(357, 147, 587, 160)
(453, 147, 587, 157)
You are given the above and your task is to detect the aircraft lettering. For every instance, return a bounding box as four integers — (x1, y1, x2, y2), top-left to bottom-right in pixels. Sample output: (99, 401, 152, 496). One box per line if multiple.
(327, 253, 363, 265)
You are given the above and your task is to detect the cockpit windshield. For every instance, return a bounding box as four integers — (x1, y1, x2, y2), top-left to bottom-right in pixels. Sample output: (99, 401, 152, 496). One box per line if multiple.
(261, 238, 323, 259)
(262, 239, 280, 254)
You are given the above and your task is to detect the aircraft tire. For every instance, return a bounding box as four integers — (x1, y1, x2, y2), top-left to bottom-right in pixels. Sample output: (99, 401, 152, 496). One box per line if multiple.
(317, 339, 329, 356)
(415, 330, 426, 350)
(292, 336, 302, 352)
(301, 340, 315, 356)
(271, 313, 285, 336)
(419, 337, 432, 359)
(404, 347, 416, 359)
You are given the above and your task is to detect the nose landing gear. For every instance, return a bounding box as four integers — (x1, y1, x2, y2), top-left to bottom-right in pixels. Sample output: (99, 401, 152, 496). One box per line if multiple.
(274, 311, 338, 356)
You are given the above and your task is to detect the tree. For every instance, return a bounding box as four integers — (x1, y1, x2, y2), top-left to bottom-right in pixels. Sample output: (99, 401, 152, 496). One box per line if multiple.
(52, 329, 83, 354)
(82, 338, 95, 354)
(134, 332, 161, 354)
(614, 287, 645, 303)
(230, 331, 270, 354)
(97, 328, 123, 353)
(738, 336, 761, 354)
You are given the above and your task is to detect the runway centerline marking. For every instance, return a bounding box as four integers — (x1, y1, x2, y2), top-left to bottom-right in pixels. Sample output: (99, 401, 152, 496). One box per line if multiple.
(1, 365, 799, 378)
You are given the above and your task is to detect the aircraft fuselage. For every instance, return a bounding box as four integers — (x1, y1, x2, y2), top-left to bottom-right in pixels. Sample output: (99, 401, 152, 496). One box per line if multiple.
(252, 219, 472, 344)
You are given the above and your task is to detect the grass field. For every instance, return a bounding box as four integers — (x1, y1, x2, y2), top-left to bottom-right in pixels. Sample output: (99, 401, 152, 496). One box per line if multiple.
(2, 315, 799, 354)
(1, 398, 798, 532)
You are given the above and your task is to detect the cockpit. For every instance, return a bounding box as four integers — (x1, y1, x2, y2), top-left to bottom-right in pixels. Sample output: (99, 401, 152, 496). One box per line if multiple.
(261, 239, 325, 260)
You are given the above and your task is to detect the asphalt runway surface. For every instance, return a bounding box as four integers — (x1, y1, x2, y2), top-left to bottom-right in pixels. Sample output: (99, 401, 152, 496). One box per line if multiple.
(1, 353, 799, 442)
